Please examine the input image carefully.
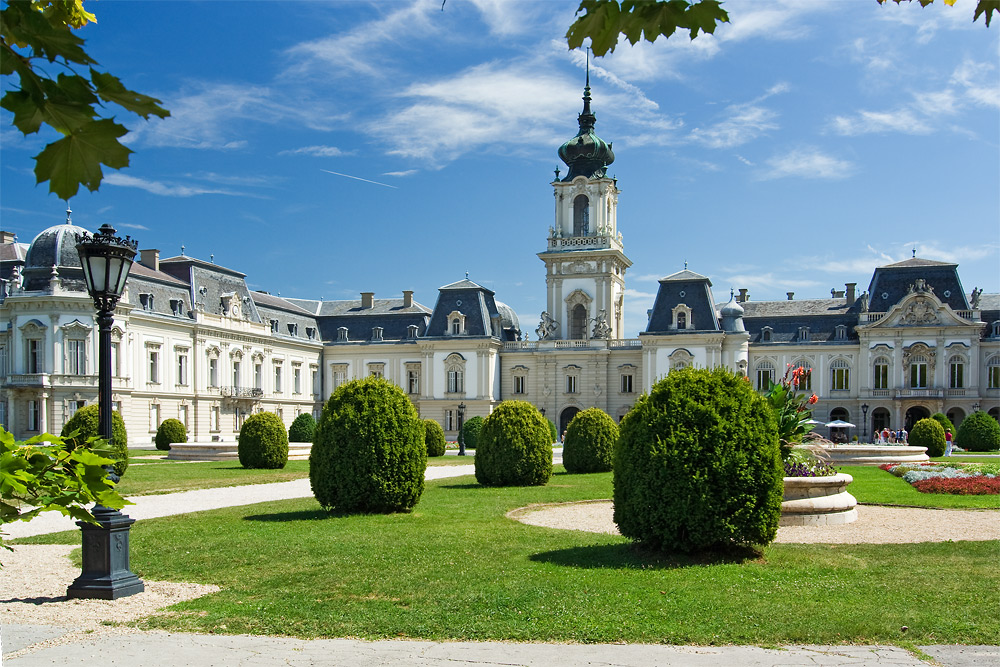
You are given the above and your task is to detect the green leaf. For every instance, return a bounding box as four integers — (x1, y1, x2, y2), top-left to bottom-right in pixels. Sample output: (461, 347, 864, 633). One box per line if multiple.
(33, 118, 131, 199)
(0, 2, 95, 65)
(91, 69, 169, 120)
(974, 0, 999, 26)
(1, 89, 46, 134)
(567, 1, 729, 56)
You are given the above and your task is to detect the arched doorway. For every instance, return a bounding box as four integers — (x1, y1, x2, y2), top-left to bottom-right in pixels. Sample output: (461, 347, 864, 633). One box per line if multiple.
(905, 406, 930, 431)
(872, 407, 891, 433)
(946, 407, 966, 430)
(559, 407, 580, 441)
(829, 407, 850, 443)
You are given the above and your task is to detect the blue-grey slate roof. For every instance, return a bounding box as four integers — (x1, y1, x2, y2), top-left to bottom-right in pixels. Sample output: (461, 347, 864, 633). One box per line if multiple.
(425, 279, 513, 340)
(866, 258, 969, 312)
(644, 269, 720, 334)
(285, 297, 431, 343)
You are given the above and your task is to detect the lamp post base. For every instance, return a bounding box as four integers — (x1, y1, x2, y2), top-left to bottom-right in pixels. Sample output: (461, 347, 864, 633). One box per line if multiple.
(67, 506, 145, 600)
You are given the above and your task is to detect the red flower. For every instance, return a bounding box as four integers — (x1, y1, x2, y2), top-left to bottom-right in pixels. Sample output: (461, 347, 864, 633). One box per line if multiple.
(808, 394, 818, 404)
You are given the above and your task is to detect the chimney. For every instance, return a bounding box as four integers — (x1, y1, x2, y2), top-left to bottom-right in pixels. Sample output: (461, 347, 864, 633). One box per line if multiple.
(846, 282, 856, 306)
(402, 290, 413, 308)
(0, 231, 16, 244)
(831, 289, 845, 299)
(140, 249, 159, 271)
(361, 292, 374, 309)
(738, 288, 749, 303)
(786, 292, 794, 301)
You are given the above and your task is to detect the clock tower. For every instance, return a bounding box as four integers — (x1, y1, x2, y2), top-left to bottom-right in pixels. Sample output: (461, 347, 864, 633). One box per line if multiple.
(536, 74, 631, 341)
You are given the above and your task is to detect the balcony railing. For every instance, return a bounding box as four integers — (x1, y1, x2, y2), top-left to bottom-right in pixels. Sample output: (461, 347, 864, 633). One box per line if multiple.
(503, 338, 642, 351)
(220, 386, 264, 399)
(895, 388, 943, 398)
(3, 373, 49, 387)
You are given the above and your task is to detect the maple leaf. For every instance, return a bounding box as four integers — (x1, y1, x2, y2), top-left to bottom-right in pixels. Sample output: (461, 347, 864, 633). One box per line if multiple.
(34, 118, 132, 199)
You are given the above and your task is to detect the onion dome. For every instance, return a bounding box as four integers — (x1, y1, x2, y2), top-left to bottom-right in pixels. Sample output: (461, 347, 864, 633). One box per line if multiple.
(720, 289, 746, 332)
(558, 69, 615, 181)
(495, 300, 521, 333)
(21, 208, 89, 291)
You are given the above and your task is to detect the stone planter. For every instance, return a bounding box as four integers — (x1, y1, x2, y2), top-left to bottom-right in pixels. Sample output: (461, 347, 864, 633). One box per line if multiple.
(780, 473, 857, 526)
(815, 444, 929, 467)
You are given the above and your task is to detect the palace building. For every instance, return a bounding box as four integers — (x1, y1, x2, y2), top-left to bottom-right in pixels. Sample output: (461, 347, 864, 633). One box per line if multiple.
(2, 82, 997, 443)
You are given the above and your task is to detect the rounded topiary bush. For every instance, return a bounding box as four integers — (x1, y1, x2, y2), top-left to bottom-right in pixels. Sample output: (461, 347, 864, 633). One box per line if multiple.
(310, 377, 426, 513)
(462, 415, 484, 450)
(909, 417, 945, 458)
(61, 404, 129, 478)
(424, 418, 446, 457)
(562, 407, 618, 474)
(930, 413, 954, 441)
(546, 418, 558, 443)
(238, 411, 289, 469)
(475, 401, 552, 487)
(288, 413, 317, 443)
(614, 367, 783, 553)
(956, 411, 1000, 452)
(154, 418, 187, 451)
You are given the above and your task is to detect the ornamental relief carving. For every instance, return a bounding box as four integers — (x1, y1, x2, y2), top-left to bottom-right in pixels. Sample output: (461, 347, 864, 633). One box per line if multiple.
(899, 297, 939, 325)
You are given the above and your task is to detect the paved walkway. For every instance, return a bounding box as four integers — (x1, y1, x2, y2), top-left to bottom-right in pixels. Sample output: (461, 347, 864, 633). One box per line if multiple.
(4, 452, 997, 666)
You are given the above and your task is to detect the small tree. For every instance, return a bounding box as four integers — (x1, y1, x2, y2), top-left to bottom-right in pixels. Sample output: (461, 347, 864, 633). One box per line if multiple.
(956, 411, 1000, 453)
(461, 415, 484, 450)
(238, 412, 289, 469)
(154, 418, 187, 451)
(909, 418, 946, 458)
(288, 413, 317, 443)
(475, 401, 552, 487)
(61, 404, 129, 478)
(562, 407, 618, 473)
(2, 428, 128, 553)
(310, 377, 426, 513)
(424, 419, 446, 457)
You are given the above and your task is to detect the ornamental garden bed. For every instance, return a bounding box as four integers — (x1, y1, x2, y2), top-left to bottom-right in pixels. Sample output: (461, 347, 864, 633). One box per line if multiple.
(879, 461, 1000, 495)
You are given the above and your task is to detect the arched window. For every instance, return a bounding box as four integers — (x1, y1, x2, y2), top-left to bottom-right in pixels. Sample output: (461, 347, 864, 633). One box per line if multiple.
(755, 361, 775, 390)
(451, 318, 461, 335)
(872, 357, 890, 390)
(761, 327, 772, 343)
(872, 407, 891, 432)
(445, 353, 466, 394)
(948, 355, 965, 389)
(830, 359, 850, 391)
(988, 356, 1000, 390)
(791, 360, 812, 391)
(573, 195, 589, 236)
(569, 304, 588, 339)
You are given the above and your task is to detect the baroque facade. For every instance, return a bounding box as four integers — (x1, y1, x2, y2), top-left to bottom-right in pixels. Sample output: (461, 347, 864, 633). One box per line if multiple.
(1, 83, 998, 443)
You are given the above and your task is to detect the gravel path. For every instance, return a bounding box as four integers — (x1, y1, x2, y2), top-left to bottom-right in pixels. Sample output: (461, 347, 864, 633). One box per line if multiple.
(510, 501, 1000, 544)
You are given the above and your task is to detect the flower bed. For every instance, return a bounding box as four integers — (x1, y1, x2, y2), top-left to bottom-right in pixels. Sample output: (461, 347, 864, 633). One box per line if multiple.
(879, 462, 1000, 495)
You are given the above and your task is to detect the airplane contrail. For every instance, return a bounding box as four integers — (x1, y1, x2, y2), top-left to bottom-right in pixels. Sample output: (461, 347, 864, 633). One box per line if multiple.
(320, 169, 397, 189)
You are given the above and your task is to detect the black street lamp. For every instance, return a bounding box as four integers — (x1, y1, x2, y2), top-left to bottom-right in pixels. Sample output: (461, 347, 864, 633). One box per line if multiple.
(861, 403, 869, 442)
(539, 407, 545, 417)
(68, 224, 144, 600)
(457, 402, 466, 456)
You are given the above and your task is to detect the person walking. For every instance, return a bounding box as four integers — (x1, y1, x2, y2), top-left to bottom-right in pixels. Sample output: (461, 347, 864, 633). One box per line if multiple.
(945, 429, 953, 457)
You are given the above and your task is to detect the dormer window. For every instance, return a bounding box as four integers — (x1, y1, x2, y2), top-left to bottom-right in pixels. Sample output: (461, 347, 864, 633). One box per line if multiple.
(407, 324, 419, 339)
(671, 304, 692, 331)
(447, 311, 467, 336)
(677, 312, 686, 329)
(992, 321, 1000, 338)
(372, 326, 383, 341)
(835, 324, 848, 341)
(170, 299, 184, 315)
(306, 326, 316, 340)
(139, 293, 153, 311)
(337, 327, 349, 342)
(761, 327, 773, 342)
(270, 319, 279, 333)
(287, 322, 298, 336)
(798, 326, 810, 342)
(451, 319, 460, 334)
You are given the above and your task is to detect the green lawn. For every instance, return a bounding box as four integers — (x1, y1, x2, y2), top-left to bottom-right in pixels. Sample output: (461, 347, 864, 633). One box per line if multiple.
(115, 461, 311, 496)
(19, 470, 999, 645)
(840, 465, 1000, 509)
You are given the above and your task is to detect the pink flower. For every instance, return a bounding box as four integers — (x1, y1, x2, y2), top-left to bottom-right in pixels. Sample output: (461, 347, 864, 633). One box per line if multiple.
(808, 394, 818, 405)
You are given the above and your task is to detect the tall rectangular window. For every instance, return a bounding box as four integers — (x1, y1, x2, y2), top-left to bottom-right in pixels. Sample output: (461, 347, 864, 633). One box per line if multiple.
(873, 363, 888, 390)
(831, 367, 850, 391)
(447, 370, 463, 393)
(28, 400, 39, 431)
(179, 404, 189, 430)
(566, 375, 578, 394)
(513, 375, 526, 394)
(909, 363, 927, 388)
(177, 353, 189, 386)
(209, 358, 219, 387)
(27, 339, 41, 373)
(620, 374, 633, 394)
(332, 367, 346, 390)
(990, 365, 1000, 389)
(408, 370, 420, 395)
(949, 362, 964, 389)
(66, 339, 86, 375)
(111, 342, 120, 376)
(233, 360, 241, 389)
(293, 366, 301, 394)
(148, 349, 160, 383)
(149, 403, 160, 431)
(274, 365, 283, 393)
(210, 406, 220, 432)
(445, 410, 454, 431)
(254, 363, 263, 389)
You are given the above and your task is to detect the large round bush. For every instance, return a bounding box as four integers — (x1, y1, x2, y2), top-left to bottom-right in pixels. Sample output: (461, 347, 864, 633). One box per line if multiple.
(614, 367, 782, 553)
(310, 377, 426, 513)
(956, 411, 1000, 452)
(461, 415, 484, 450)
(288, 413, 317, 443)
(475, 401, 552, 487)
(154, 418, 187, 451)
(61, 404, 129, 478)
(238, 412, 289, 469)
(424, 418, 446, 457)
(909, 418, 945, 458)
(562, 407, 618, 474)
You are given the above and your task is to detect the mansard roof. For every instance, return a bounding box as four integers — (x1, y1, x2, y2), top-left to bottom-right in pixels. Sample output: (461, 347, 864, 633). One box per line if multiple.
(644, 269, 720, 334)
(426, 278, 512, 339)
(129, 262, 190, 287)
(251, 291, 315, 316)
(284, 296, 431, 344)
(867, 256, 968, 312)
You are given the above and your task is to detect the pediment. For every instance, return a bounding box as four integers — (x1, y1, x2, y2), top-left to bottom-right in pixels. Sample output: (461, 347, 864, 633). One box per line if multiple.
(861, 292, 972, 330)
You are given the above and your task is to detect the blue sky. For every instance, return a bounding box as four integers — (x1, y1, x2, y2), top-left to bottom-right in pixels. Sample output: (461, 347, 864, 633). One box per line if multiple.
(2, 0, 998, 337)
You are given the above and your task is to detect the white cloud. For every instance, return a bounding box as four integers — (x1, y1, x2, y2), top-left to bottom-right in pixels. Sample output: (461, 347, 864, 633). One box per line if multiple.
(383, 170, 418, 177)
(758, 147, 853, 180)
(690, 104, 780, 149)
(103, 173, 261, 198)
(279, 145, 350, 157)
(952, 59, 1000, 108)
(830, 108, 932, 136)
(116, 222, 150, 231)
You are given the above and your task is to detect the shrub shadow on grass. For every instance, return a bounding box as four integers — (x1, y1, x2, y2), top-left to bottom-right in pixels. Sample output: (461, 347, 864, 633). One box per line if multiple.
(438, 483, 482, 490)
(243, 509, 331, 523)
(530, 542, 763, 570)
